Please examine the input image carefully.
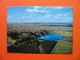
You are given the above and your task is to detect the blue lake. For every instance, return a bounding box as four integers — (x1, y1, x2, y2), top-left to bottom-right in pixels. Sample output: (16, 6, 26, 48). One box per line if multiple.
(7, 42, 10, 45)
(37, 33, 68, 40)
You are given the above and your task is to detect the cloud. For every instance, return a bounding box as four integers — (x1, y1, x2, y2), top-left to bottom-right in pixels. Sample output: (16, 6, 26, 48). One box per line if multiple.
(34, 6, 48, 9)
(43, 14, 52, 18)
(65, 12, 73, 16)
(7, 16, 12, 20)
(67, 17, 73, 20)
(7, 16, 12, 18)
(54, 13, 73, 21)
(54, 13, 66, 18)
(34, 6, 43, 9)
(20, 15, 33, 19)
(57, 14, 66, 17)
(25, 6, 49, 13)
(54, 12, 73, 18)
(53, 7, 64, 9)
(54, 16, 64, 18)
(53, 12, 73, 20)
(26, 9, 48, 13)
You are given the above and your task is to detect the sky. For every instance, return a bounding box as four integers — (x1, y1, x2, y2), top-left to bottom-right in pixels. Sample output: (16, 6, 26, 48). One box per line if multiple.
(7, 6, 73, 23)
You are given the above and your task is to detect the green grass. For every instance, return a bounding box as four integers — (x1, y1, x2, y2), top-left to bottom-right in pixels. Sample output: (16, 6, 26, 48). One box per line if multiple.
(51, 37, 72, 54)
(39, 40, 57, 54)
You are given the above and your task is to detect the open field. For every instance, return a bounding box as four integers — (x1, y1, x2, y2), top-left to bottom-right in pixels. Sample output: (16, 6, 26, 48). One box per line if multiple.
(51, 37, 72, 54)
(7, 23, 73, 54)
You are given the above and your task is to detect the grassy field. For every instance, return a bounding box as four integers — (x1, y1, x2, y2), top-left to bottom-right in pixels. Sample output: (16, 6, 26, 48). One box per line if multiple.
(51, 37, 72, 54)
(39, 40, 57, 54)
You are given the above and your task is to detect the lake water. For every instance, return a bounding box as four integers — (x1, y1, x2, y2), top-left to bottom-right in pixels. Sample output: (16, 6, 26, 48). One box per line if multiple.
(7, 42, 10, 45)
(37, 33, 68, 40)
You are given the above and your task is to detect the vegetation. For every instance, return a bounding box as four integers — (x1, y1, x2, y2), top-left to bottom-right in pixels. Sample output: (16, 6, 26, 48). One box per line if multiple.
(8, 32, 40, 53)
(39, 40, 57, 54)
(51, 37, 72, 54)
(8, 42, 40, 53)
(7, 23, 72, 54)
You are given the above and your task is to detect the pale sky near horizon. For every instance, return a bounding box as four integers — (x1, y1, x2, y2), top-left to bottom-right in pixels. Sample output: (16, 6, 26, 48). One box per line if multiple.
(7, 6, 73, 23)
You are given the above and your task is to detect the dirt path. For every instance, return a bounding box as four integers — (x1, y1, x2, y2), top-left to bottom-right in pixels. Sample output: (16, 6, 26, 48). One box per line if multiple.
(39, 45, 44, 53)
